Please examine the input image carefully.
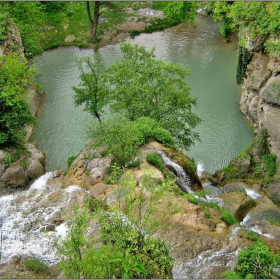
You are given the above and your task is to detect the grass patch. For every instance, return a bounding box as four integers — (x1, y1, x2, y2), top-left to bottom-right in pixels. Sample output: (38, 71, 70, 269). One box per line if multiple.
(146, 152, 165, 172)
(24, 258, 49, 273)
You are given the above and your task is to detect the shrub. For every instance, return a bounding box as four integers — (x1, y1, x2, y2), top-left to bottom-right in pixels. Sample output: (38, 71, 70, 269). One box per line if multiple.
(236, 241, 280, 279)
(146, 152, 165, 172)
(88, 117, 142, 166)
(24, 258, 49, 273)
(0, 53, 36, 146)
(153, 127, 175, 147)
(220, 209, 238, 225)
(133, 117, 158, 145)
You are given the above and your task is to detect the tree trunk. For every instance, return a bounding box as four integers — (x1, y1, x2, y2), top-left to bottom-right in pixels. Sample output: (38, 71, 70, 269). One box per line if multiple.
(86, 1, 101, 43)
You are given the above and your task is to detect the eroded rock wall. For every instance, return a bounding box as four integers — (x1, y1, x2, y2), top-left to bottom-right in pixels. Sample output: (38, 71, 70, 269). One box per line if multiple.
(240, 52, 280, 204)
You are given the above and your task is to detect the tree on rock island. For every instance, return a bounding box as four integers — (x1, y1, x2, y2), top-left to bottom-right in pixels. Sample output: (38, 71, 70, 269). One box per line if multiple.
(108, 42, 201, 149)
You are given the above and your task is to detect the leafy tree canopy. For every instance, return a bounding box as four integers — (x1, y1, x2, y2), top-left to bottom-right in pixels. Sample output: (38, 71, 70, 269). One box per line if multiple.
(162, 1, 198, 23)
(72, 53, 110, 124)
(0, 53, 36, 146)
(108, 42, 201, 149)
(210, 2, 280, 53)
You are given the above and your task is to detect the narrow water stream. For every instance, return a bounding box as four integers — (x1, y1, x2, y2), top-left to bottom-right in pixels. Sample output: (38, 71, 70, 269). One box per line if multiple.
(31, 14, 254, 172)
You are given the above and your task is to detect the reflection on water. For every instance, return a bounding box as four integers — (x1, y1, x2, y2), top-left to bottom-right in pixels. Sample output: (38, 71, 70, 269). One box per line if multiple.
(32, 14, 254, 172)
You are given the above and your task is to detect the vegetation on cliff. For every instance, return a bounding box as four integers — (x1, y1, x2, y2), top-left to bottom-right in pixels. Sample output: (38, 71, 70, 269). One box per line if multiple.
(56, 172, 178, 279)
(0, 53, 36, 146)
(210, 2, 280, 54)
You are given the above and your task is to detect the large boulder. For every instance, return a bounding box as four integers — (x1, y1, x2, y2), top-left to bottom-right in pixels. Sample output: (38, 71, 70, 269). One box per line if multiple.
(0, 144, 46, 188)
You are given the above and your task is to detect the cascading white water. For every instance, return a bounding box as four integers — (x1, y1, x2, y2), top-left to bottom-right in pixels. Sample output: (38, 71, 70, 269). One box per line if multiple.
(197, 162, 204, 178)
(0, 173, 92, 265)
(156, 150, 193, 194)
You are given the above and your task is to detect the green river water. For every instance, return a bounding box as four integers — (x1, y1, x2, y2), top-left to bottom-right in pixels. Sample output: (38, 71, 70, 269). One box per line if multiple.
(31, 14, 254, 173)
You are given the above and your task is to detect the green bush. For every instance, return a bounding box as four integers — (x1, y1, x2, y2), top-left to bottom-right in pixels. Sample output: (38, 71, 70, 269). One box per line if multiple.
(146, 152, 165, 172)
(153, 127, 175, 147)
(24, 258, 49, 273)
(236, 46, 251, 85)
(3, 149, 21, 164)
(88, 117, 142, 166)
(0, 9, 8, 42)
(236, 241, 280, 279)
(134, 117, 158, 145)
(0, 53, 36, 146)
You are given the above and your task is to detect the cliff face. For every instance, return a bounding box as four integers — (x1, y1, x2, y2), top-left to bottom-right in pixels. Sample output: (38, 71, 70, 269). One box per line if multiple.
(0, 22, 46, 191)
(240, 51, 280, 204)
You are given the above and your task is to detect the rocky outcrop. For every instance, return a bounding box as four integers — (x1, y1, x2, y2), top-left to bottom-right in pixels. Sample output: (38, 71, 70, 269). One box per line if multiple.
(0, 22, 24, 56)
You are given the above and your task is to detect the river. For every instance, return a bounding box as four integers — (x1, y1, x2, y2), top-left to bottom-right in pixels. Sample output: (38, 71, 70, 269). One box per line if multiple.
(31, 14, 254, 173)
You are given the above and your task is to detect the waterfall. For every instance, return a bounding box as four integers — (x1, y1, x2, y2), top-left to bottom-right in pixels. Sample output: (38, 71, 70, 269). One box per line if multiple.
(156, 150, 193, 194)
(0, 173, 92, 265)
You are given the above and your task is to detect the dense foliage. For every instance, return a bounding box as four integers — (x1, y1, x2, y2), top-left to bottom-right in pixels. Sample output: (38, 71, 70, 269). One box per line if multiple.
(88, 116, 175, 167)
(57, 173, 177, 279)
(108, 42, 201, 148)
(0, 53, 36, 146)
(222, 241, 280, 279)
(210, 2, 280, 53)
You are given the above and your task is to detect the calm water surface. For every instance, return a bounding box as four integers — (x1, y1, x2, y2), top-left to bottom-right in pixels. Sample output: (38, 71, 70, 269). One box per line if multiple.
(32, 15, 254, 172)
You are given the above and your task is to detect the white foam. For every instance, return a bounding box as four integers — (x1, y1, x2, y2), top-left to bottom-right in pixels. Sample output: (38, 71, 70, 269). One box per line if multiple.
(55, 223, 68, 239)
(245, 188, 261, 199)
(29, 172, 54, 190)
(197, 162, 204, 178)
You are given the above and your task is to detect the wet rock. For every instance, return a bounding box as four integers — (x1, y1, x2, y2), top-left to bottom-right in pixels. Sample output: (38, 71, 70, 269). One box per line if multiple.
(218, 192, 256, 221)
(1, 164, 28, 187)
(25, 157, 45, 180)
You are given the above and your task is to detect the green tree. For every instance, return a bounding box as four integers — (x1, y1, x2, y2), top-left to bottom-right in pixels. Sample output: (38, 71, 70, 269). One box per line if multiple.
(222, 241, 280, 279)
(4, 1, 46, 56)
(86, 1, 115, 43)
(114, 172, 178, 240)
(163, 1, 198, 23)
(211, 2, 280, 53)
(108, 42, 201, 149)
(0, 53, 36, 146)
(72, 52, 109, 124)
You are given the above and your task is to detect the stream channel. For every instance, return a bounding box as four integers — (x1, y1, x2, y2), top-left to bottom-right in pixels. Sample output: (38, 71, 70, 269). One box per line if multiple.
(31, 14, 254, 173)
